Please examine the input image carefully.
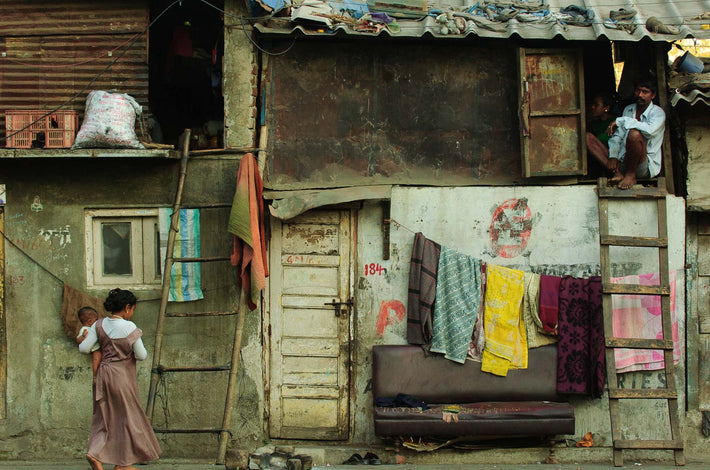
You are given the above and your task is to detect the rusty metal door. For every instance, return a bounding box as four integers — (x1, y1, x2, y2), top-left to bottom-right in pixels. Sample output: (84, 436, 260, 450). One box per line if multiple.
(518, 48, 586, 177)
(268, 210, 352, 440)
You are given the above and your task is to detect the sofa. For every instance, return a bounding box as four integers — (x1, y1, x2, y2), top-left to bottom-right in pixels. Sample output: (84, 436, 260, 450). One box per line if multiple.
(372, 344, 575, 440)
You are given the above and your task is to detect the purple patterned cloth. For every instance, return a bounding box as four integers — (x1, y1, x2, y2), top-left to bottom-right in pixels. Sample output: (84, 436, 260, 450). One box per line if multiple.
(556, 276, 605, 397)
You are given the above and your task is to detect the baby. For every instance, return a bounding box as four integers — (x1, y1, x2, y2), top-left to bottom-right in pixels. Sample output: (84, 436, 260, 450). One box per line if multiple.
(76, 306, 102, 376)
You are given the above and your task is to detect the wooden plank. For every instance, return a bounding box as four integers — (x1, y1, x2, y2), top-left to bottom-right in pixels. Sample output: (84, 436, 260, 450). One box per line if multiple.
(518, 47, 531, 178)
(605, 338, 673, 349)
(700, 336, 710, 412)
(655, 45, 674, 195)
(600, 235, 667, 247)
(166, 311, 237, 317)
(603, 283, 670, 295)
(697, 236, 710, 275)
(154, 427, 223, 434)
(172, 256, 230, 263)
(529, 110, 582, 117)
(614, 439, 683, 450)
(598, 185, 667, 199)
(157, 365, 231, 372)
(607, 388, 677, 399)
(686, 215, 700, 410)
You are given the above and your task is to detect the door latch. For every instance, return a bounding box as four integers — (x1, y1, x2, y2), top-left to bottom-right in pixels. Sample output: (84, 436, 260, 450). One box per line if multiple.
(324, 298, 354, 317)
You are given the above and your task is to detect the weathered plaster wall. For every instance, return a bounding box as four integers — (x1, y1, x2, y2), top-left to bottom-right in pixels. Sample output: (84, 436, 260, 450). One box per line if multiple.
(352, 186, 686, 448)
(0, 157, 264, 460)
(224, 0, 258, 149)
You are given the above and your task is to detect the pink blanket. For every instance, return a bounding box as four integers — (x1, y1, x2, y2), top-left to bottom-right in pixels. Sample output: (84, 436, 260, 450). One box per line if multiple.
(611, 271, 681, 373)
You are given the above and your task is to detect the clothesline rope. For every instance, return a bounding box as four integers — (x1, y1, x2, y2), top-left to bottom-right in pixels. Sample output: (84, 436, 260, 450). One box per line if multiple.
(386, 217, 449, 247)
(0, 228, 231, 303)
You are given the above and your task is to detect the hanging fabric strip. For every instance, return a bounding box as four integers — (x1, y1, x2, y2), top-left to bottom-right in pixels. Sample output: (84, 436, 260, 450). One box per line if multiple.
(612, 270, 681, 372)
(406, 232, 441, 346)
(556, 275, 604, 397)
(159, 208, 204, 302)
(429, 247, 483, 364)
(481, 265, 527, 377)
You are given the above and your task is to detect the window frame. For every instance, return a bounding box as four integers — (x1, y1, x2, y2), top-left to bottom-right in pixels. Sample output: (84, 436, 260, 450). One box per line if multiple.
(85, 208, 162, 289)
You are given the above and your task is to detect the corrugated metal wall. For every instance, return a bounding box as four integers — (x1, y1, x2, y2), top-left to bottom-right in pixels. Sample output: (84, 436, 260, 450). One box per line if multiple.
(0, 1, 149, 142)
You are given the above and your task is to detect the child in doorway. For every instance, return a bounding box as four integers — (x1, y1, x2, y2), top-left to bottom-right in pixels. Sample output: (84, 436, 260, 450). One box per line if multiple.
(75, 306, 102, 377)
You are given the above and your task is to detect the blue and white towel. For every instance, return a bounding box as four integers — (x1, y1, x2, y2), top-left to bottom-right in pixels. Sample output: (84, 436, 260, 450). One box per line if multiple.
(159, 208, 204, 302)
(429, 246, 483, 364)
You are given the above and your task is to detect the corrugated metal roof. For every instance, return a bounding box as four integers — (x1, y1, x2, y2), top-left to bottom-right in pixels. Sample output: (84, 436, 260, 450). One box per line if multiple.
(0, 0, 149, 143)
(254, 0, 710, 41)
(671, 88, 710, 106)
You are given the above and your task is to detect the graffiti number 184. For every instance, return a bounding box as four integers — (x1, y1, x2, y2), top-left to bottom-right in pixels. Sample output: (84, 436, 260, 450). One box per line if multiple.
(365, 262, 387, 276)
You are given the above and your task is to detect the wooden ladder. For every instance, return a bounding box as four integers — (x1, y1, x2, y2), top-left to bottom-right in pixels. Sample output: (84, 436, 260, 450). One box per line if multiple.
(145, 131, 247, 465)
(597, 177, 684, 467)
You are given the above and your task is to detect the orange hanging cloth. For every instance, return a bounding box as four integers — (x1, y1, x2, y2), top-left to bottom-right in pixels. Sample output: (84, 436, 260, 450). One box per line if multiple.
(228, 153, 269, 310)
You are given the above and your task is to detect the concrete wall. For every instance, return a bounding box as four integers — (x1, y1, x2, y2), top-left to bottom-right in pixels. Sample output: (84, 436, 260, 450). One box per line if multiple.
(0, 157, 264, 459)
(352, 185, 686, 448)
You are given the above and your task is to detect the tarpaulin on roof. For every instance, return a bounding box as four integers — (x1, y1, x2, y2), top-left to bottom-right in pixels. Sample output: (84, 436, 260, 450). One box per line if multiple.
(254, 0, 710, 42)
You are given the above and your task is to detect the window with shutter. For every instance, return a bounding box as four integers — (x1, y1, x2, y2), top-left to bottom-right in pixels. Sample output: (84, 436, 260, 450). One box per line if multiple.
(518, 48, 586, 177)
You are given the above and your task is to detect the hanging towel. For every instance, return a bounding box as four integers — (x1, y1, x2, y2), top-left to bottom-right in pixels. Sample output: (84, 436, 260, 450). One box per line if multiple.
(159, 208, 204, 302)
(228, 153, 268, 311)
(429, 247, 482, 364)
(407, 232, 441, 346)
(538, 274, 562, 335)
(59, 283, 106, 340)
(556, 276, 604, 397)
(467, 262, 487, 362)
(481, 265, 526, 377)
(523, 272, 557, 349)
(612, 271, 681, 373)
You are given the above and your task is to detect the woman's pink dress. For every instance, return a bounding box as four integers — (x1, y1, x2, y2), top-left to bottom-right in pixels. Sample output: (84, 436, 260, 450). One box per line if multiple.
(88, 319, 161, 465)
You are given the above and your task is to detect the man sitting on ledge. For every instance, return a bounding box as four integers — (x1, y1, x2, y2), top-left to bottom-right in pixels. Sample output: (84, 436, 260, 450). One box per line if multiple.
(598, 78, 665, 190)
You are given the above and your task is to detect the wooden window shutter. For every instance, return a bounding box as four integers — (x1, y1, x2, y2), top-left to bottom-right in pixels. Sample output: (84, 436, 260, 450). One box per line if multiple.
(518, 48, 586, 178)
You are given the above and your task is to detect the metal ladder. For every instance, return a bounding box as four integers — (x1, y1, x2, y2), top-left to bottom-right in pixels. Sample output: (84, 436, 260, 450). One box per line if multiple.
(145, 130, 247, 465)
(597, 177, 684, 467)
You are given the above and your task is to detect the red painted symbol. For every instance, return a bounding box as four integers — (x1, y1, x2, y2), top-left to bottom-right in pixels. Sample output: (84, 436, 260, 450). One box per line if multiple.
(375, 300, 406, 337)
(489, 198, 532, 259)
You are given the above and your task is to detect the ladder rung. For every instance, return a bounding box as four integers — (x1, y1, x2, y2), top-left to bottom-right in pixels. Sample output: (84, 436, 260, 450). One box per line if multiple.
(153, 427, 225, 434)
(605, 338, 674, 349)
(598, 185, 667, 199)
(614, 439, 683, 450)
(180, 203, 232, 209)
(172, 256, 231, 263)
(167, 311, 238, 318)
(156, 365, 231, 373)
(600, 235, 667, 247)
(608, 388, 677, 399)
(603, 283, 670, 295)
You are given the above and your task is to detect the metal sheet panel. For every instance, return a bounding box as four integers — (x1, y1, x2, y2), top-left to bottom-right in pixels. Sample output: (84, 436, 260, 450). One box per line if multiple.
(0, 1, 147, 37)
(520, 48, 585, 177)
(265, 41, 520, 189)
(0, 1, 148, 143)
(254, 0, 710, 41)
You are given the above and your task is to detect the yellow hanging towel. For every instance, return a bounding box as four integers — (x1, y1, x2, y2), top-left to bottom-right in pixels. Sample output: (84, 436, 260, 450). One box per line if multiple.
(481, 265, 527, 377)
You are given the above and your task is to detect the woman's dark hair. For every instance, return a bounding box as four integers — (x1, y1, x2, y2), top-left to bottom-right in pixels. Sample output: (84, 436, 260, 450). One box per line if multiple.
(104, 288, 137, 313)
(594, 91, 616, 108)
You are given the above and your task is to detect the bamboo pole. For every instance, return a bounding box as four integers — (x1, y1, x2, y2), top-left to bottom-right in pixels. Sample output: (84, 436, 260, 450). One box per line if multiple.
(217, 287, 248, 464)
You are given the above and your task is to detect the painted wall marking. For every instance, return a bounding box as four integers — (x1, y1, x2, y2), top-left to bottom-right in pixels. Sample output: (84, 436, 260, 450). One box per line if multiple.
(365, 262, 387, 276)
(376, 300, 405, 337)
(39, 225, 71, 248)
(489, 198, 532, 259)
